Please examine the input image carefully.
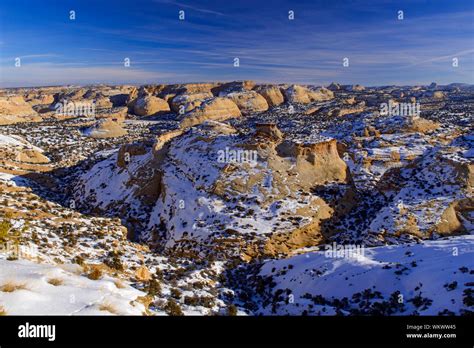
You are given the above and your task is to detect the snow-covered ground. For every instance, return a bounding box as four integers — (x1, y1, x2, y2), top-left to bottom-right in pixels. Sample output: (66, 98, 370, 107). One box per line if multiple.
(0, 259, 146, 315)
(256, 235, 474, 315)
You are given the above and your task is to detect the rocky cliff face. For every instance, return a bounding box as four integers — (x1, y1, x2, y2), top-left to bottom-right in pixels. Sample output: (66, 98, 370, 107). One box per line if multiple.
(73, 122, 352, 258)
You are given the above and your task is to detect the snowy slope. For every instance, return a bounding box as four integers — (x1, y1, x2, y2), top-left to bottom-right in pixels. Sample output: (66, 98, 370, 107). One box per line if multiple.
(0, 260, 146, 315)
(254, 235, 474, 315)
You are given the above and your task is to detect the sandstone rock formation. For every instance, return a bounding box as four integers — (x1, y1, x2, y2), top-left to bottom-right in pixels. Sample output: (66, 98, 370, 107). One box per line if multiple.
(117, 143, 148, 168)
(283, 85, 334, 104)
(170, 92, 213, 113)
(179, 97, 241, 128)
(212, 80, 256, 96)
(85, 120, 128, 139)
(226, 90, 269, 114)
(0, 134, 51, 174)
(96, 107, 128, 121)
(253, 85, 285, 107)
(345, 84, 365, 92)
(255, 123, 284, 141)
(0, 96, 41, 125)
(133, 95, 170, 117)
(74, 122, 351, 259)
(24, 92, 55, 106)
(326, 102, 366, 117)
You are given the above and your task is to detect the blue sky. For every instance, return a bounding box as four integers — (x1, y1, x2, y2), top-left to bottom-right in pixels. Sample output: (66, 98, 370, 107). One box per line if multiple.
(0, 0, 473, 87)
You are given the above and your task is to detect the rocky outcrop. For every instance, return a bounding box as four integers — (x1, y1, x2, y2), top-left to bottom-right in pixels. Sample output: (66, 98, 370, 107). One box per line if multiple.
(212, 80, 256, 96)
(0, 96, 41, 125)
(283, 85, 334, 104)
(169, 92, 213, 113)
(117, 143, 148, 168)
(0, 134, 51, 174)
(158, 83, 215, 96)
(85, 120, 127, 139)
(326, 101, 366, 117)
(226, 90, 269, 114)
(179, 97, 241, 128)
(407, 117, 440, 134)
(425, 91, 445, 99)
(74, 122, 351, 259)
(96, 107, 128, 121)
(275, 138, 348, 185)
(24, 92, 55, 106)
(133, 95, 170, 116)
(345, 84, 365, 92)
(253, 85, 285, 107)
(255, 123, 283, 141)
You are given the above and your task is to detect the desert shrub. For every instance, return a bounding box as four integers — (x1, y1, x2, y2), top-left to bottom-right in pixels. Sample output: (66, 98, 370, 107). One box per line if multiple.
(165, 299, 184, 316)
(0, 281, 27, 292)
(99, 302, 119, 314)
(227, 304, 238, 316)
(184, 296, 199, 306)
(47, 278, 63, 286)
(170, 288, 182, 299)
(73, 255, 84, 266)
(463, 289, 474, 307)
(87, 268, 102, 280)
(0, 220, 12, 240)
(104, 251, 124, 271)
(146, 279, 162, 296)
(154, 268, 164, 280)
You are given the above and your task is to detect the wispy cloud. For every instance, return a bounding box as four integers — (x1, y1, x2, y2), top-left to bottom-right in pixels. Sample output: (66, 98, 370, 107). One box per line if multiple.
(153, 0, 226, 16)
(0, 0, 473, 86)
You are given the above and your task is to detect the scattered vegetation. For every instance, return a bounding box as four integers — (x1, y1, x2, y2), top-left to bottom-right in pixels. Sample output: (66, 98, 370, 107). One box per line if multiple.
(164, 299, 184, 316)
(47, 278, 64, 286)
(87, 267, 103, 280)
(0, 281, 28, 292)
